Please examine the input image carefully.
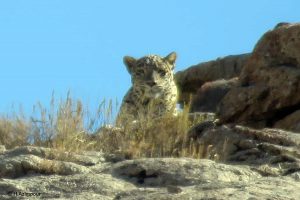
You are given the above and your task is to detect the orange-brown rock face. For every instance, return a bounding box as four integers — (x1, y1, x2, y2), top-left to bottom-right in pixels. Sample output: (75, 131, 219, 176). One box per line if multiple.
(218, 23, 300, 130)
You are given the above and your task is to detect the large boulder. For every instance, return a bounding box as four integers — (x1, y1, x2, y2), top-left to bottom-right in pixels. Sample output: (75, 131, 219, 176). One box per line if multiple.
(218, 23, 300, 131)
(175, 53, 250, 105)
(190, 78, 239, 112)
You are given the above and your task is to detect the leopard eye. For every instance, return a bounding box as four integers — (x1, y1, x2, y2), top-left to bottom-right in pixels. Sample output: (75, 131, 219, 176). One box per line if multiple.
(135, 69, 144, 75)
(158, 70, 166, 76)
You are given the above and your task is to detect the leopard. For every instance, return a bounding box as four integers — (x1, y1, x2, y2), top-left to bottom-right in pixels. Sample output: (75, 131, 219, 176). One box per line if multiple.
(116, 52, 178, 125)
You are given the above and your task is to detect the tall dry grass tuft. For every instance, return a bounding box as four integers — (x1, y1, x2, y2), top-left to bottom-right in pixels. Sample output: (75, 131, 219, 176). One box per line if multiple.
(0, 93, 118, 153)
(95, 102, 206, 159)
(30, 92, 110, 153)
(0, 110, 30, 149)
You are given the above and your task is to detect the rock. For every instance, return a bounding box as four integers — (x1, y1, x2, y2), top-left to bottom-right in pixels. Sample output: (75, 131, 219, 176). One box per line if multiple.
(218, 23, 300, 131)
(0, 153, 92, 178)
(110, 157, 300, 199)
(4, 146, 104, 166)
(240, 22, 300, 84)
(0, 145, 299, 199)
(175, 53, 250, 105)
(274, 110, 300, 132)
(190, 78, 239, 112)
(188, 112, 216, 123)
(166, 185, 182, 194)
(188, 120, 216, 139)
(0, 146, 136, 199)
(111, 158, 261, 187)
(0, 173, 136, 200)
(187, 123, 300, 171)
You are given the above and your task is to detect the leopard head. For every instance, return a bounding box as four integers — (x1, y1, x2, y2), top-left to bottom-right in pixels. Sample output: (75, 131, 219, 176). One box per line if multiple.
(123, 52, 177, 97)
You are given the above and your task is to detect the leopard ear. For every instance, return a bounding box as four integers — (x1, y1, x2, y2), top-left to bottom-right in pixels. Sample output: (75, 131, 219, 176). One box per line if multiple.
(123, 56, 136, 74)
(164, 52, 177, 66)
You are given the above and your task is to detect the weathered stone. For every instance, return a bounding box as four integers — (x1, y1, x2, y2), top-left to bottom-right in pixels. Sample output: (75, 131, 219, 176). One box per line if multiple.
(218, 23, 300, 131)
(111, 158, 261, 187)
(175, 53, 250, 105)
(274, 110, 300, 132)
(0, 146, 299, 199)
(187, 123, 300, 169)
(190, 78, 239, 112)
(240, 23, 300, 84)
(0, 154, 92, 178)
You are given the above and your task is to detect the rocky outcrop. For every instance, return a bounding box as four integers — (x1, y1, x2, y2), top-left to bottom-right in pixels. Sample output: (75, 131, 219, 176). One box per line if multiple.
(188, 123, 300, 166)
(175, 53, 250, 105)
(0, 146, 300, 199)
(274, 110, 300, 132)
(190, 78, 239, 112)
(218, 23, 300, 131)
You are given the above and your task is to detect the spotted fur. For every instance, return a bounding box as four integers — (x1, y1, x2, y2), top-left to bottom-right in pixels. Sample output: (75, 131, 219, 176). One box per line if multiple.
(117, 52, 178, 124)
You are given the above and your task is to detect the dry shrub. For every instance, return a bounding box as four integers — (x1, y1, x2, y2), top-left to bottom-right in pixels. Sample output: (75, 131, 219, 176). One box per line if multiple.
(30, 92, 110, 153)
(0, 111, 30, 149)
(96, 103, 207, 159)
(0, 92, 116, 154)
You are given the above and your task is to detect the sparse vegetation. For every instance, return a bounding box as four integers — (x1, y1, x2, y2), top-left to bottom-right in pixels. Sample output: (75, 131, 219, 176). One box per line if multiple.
(0, 112, 29, 149)
(95, 102, 207, 158)
(0, 92, 208, 159)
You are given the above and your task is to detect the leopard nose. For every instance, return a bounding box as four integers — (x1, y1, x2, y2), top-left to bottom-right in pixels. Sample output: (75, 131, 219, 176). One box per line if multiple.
(148, 82, 156, 87)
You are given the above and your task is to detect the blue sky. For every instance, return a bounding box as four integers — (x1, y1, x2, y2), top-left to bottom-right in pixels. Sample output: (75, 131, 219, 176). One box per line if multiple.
(0, 0, 299, 114)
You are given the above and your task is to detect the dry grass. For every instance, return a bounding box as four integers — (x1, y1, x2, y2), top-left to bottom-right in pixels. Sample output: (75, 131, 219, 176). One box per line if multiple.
(29, 92, 115, 153)
(0, 92, 209, 159)
(0, 113, 30, 149)
(94, 102, 206, 159)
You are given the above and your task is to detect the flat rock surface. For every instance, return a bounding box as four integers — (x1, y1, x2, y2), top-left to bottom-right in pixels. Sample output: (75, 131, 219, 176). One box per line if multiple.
(0, 146, 299, 199)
